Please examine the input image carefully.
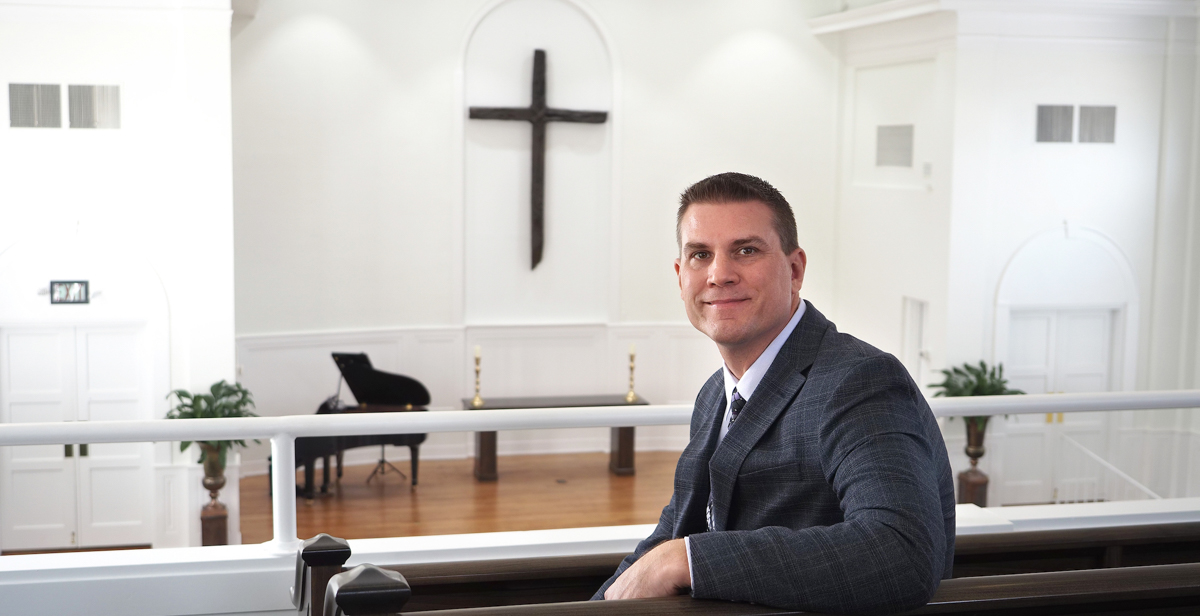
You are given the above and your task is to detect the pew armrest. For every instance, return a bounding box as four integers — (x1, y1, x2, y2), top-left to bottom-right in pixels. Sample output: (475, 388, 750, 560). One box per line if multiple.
(325, 564, 412, 616)
(293, 534, 352, 614)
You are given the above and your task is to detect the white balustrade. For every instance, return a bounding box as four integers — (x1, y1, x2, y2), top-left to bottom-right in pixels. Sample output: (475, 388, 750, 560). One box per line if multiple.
(0, 390, 1197, 550)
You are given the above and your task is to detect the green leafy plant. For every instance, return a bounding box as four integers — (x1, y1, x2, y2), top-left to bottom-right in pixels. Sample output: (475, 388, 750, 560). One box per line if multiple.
(166, 380, 259, 468)
(929, 361, 1024, 433)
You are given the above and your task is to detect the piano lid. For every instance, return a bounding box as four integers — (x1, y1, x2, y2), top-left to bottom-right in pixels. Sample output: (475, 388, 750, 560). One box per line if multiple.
(332, 352, 431, 407)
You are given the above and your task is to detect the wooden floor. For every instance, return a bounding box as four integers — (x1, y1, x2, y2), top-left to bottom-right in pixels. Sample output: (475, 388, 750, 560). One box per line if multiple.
(239, 451, 681, 543)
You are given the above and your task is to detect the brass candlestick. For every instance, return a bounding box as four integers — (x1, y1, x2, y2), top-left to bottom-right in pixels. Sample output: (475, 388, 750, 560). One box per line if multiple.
(471, 346, 484, 408)
(625, 346, 638, 403)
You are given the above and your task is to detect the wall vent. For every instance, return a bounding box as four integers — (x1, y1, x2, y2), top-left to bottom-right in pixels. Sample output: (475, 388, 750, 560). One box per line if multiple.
(1079, 106, 1116, 143)
(69, 85, 120, 129)
(1036, 105, 1073, 142)
(876, 125, 914, 167)
(8, 84, 61, 128)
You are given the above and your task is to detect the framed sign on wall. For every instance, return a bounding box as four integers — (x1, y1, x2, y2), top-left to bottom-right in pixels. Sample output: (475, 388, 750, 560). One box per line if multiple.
(50, 281, 89, 304)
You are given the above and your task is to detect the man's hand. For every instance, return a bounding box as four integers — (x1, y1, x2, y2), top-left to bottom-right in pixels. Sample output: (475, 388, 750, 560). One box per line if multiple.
(604, 538, 690, 600)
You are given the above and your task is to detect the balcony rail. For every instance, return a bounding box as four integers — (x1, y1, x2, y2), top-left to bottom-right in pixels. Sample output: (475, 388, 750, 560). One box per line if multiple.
(0, 389, 1197, 551)
(1055, 433, 1163, 504)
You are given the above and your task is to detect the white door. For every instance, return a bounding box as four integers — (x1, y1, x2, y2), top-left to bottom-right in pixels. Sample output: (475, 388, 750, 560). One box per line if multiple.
(0, 325, 152, 551)
(74, 327, 153, 547)
(997, 309, 1115, 504)
(0, 328, 79, 551)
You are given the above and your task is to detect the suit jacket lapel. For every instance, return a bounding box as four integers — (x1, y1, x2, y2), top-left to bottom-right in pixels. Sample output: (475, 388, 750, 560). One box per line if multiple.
(673, 374, 726, 535)
(708, 301, 831, 532)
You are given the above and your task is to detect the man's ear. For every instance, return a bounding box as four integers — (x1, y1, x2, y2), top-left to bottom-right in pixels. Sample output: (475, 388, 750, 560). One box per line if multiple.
(674, 258, 683, 296)
(790, 248, 807, 292)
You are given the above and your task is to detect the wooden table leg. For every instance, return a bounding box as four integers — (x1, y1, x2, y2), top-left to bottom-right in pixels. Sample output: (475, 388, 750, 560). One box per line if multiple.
(475, 431, 498, 481)
(609, 427, 635, 476)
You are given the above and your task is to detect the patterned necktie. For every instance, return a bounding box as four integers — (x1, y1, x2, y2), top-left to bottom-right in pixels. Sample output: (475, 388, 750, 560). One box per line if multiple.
(729, 388, 747, 423)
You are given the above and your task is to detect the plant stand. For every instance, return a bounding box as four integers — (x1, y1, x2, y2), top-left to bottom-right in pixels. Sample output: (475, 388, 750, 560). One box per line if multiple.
(957, 418, 989, 507)
(200, 443, 228, 546)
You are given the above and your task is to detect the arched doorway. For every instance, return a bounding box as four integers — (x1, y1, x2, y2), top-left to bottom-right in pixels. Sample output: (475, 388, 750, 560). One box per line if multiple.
(989, 225, 1138, 505)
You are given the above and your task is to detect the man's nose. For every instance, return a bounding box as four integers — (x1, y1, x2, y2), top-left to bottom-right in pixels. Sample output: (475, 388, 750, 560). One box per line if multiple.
(708, 252, 738, 286)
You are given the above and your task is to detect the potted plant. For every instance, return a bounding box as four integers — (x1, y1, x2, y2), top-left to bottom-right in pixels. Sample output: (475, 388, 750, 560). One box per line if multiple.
(166, 380, 258, 545)
(929, 361, 1023, 507)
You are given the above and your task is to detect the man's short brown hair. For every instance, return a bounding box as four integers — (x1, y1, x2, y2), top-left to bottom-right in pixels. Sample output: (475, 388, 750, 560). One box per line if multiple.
(676, 172, 800, 255)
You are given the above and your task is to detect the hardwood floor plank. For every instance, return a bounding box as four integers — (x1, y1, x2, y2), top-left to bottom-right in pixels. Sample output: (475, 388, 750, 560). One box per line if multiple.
(239, 451, 681, 543)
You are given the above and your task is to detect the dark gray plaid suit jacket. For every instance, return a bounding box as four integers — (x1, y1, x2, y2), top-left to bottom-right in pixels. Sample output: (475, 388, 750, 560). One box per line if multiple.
(594, 302, 955, 614)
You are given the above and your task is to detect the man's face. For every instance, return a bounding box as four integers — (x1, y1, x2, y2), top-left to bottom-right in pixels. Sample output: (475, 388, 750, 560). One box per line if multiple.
(675, 200, 806, 353)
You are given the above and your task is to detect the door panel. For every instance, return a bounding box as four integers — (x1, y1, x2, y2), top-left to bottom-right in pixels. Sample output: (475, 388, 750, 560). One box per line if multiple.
(1, 328, 78, 551)
(1006, 312, 1053, 394)
(1056, 312, 1111, 394)
(75, 327, 152, 547)
(998, 308, 1116, 505)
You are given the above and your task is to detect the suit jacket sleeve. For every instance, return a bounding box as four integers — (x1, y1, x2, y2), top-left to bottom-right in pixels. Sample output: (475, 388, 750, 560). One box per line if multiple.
(590, 491, 679, 600)
(592, 372, 721, 600)
(686, 355, 948, 615)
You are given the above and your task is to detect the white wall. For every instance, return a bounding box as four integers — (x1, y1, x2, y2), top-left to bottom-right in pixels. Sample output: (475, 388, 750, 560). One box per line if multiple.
(0, 0, 238, 547)
(0, 0, 236, 391)
(230, 0, 843, 462)
(830, 11, 957, 387)
(231, 0, 842, 334)
(814, 1, 1200, 504)
(944, 8, 1200, 502)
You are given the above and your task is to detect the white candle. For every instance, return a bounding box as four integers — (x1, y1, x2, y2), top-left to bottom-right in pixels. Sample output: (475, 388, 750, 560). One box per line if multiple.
(474, 345, 481, 359)
(629, 343, 636, 356)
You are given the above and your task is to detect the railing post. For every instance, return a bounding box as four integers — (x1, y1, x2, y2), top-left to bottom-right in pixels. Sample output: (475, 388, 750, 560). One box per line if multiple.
(272, 433, 298, 550)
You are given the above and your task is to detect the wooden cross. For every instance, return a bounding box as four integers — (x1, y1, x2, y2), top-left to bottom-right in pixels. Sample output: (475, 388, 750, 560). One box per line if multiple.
(469, 49, 608, 269)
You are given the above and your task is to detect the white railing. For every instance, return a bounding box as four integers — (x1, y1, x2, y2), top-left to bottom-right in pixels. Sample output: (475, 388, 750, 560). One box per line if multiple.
(1054, 433, 1162, 504)
(0, 389, 1197, 551)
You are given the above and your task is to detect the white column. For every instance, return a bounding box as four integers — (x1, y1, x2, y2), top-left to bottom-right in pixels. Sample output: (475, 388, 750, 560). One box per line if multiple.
(270, 434, 297, 551)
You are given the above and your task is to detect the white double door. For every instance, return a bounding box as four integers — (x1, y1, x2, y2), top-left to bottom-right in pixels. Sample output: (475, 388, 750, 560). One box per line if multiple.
(0, 325, 153, 552)
(995, 308, 1116, 505)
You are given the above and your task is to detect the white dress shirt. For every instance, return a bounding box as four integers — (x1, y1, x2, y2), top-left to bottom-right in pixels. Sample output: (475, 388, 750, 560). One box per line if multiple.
(684, 298, 806, 587)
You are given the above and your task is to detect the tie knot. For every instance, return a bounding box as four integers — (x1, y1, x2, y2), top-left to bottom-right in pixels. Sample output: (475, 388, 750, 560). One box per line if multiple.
(730, 388, 747, 422)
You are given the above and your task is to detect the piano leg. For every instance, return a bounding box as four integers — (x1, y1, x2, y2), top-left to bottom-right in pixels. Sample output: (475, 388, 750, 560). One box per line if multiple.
(409, 444, 420, 488)
(303, 461, 316, 500)
(321, 455, 331, 494)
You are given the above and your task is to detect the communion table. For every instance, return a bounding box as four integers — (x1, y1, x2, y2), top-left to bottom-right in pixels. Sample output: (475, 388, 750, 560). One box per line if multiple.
(461, 394, 649, 481)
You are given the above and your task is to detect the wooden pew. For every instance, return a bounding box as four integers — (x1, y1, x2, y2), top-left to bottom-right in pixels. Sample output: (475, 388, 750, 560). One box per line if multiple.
(324, 561, 1200, 615)
(296, 522, 1200, 615)
(954, 520, 1200, 576)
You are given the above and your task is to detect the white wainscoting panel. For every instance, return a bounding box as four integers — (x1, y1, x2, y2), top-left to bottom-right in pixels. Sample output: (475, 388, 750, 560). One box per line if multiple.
(235, 323, 717, 473)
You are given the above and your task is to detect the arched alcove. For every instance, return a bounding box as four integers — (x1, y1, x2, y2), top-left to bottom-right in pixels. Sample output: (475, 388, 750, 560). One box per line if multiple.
(462, 0, 614, 324)
(994, 225, 1138, 392)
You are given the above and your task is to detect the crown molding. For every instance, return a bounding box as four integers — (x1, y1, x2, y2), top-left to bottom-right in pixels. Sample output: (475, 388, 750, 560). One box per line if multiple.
(809, 0, 1197, 35)
(809, 0, 940, 35)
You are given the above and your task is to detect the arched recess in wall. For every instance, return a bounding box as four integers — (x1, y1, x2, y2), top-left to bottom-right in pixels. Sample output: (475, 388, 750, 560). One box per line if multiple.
(0, 235, 172, 418)
(462, 0, 616, 325)
(993, 225, 1138, 393)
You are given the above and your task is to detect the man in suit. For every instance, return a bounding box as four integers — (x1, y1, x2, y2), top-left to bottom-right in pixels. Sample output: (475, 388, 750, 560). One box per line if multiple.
(595, 173, 956, 614)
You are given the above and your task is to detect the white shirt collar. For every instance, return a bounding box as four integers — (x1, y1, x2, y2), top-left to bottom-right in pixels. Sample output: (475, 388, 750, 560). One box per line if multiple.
(719, 298, 806, 438)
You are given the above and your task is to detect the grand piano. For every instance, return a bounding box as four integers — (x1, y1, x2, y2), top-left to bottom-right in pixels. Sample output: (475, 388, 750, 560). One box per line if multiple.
(291, 353, 429, 499)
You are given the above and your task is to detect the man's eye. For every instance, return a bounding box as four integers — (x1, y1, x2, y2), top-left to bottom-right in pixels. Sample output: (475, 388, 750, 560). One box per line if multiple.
(692, 251, 710, 260)
(738, 247, 757, 255)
